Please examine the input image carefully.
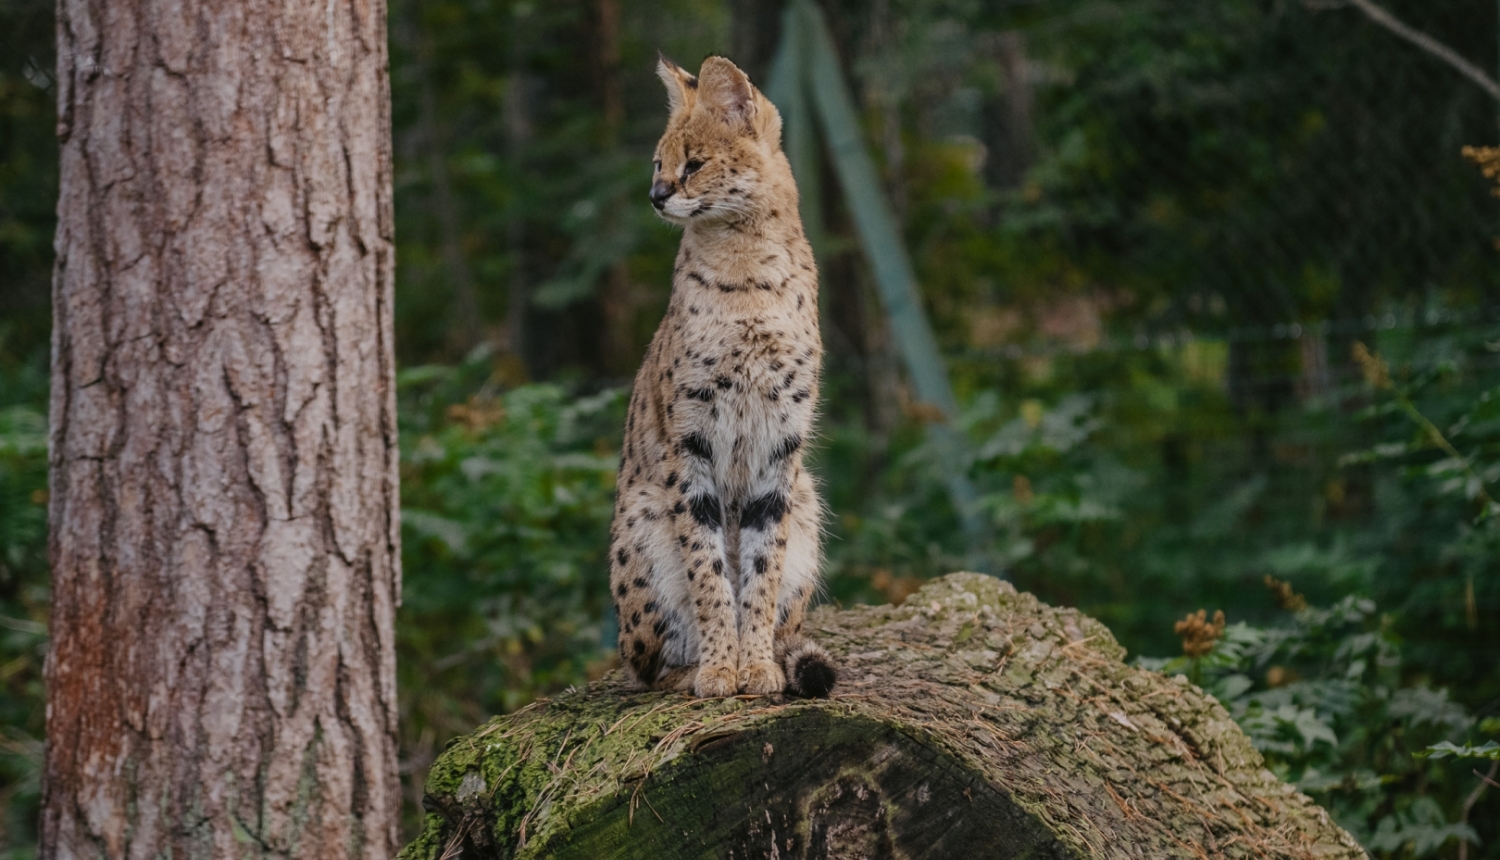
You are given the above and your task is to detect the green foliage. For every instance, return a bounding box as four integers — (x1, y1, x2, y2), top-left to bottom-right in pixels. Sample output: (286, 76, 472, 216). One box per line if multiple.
(0, 0, 55, 362)
(394, 352, 622, 811)
(983, 0, 1499, 329)
(1145, 593, 1490, 857)
(1423, 740, 1500, 761)
(0, 338, 49, 859)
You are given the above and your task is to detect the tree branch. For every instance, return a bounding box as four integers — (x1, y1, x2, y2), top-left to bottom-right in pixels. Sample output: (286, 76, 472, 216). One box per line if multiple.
(1458, 760, 1500, 860)
(1323, 0, 1500, 102)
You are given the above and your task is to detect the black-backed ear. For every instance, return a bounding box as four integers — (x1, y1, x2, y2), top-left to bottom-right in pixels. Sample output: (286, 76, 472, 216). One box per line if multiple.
(696, 56, 756, 128)
(656, 53, 696, 115)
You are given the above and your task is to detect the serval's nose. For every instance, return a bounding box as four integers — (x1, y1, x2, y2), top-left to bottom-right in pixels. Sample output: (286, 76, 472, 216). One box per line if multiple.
(649, 180, 674, 209)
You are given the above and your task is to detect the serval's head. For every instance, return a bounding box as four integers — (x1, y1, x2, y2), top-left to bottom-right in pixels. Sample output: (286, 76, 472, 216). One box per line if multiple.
(649, 55, 792, 227)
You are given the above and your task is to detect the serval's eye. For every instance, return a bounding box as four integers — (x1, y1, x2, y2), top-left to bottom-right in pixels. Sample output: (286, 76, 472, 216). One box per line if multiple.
(684, 158, 705, 177)
(653, 159, 662, 173)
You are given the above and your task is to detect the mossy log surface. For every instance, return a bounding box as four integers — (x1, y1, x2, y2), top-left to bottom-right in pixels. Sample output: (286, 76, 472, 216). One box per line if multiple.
(401, 574, 1366, 860)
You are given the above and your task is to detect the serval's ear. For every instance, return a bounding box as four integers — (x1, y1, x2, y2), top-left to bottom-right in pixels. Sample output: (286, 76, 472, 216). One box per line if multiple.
(656, 53, 697, 115)
(696, 56, 756, 128)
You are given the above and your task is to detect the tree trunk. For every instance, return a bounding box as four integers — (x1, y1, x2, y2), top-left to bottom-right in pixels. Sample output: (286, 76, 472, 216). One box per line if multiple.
(45, 1, 401, 857)
(401, 574, 1366, 860)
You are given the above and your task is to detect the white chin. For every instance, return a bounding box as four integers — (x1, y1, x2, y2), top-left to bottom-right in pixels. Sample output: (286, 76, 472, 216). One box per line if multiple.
(659, 201, 697, 224)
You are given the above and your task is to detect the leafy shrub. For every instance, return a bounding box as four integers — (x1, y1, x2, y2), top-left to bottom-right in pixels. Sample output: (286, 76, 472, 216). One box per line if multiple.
(393, 353, 623, 816)
(0, 340, 49, 859)
(1146, 586, 1495, 857)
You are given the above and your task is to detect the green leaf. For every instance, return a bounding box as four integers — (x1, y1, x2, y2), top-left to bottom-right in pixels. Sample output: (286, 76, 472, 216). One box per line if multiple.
(1419, 740, 1500, 760)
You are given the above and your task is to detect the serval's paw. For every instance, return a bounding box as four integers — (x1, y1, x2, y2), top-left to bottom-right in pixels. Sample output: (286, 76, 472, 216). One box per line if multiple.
(694, 663, 739, 698)
(738, 659, 786, 696)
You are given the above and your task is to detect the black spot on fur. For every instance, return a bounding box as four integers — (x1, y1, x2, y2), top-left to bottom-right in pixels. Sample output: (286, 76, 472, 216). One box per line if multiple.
(617, 549, 629, 566)
(681, 432, 713, 462)
(754, 555, 768, 575)
(741, 492, 788, 531)
(770, 434, 802, 463)
(712, 558, 725, 577)
(634, 576, 649, 589)
(628, 645, 662, 686)
(687, 387, 714, 402)
(665, 472, 678, 488)
(616, 583, 628, 597)
(715, 375, 733, 390)
(688, 494, 724, 530)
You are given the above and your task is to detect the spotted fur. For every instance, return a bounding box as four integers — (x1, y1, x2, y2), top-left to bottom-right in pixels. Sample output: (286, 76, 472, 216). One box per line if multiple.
(608, 55, 835, 698)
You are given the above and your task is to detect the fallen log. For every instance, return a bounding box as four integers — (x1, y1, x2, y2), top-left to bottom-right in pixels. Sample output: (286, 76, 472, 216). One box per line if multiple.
(400, 573, 1367, 859)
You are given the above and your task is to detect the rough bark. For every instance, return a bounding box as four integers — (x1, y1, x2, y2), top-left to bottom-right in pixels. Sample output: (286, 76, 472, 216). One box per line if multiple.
(45, 1, 401, 857)
(402, 574, 1366, 860)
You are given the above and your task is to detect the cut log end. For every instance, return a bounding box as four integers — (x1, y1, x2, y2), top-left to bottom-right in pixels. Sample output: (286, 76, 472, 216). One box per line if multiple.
(402, 574, 1368, 860)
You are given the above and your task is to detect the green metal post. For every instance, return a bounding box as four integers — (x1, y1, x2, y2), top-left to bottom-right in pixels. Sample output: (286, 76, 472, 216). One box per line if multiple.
(765, 5, 825, 256)
(793, 0, 988, 553)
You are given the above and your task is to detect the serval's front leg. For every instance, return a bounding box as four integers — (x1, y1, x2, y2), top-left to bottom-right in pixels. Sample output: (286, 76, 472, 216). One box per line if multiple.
(668, 435, 739, 697)
(734, 468, 797, 695)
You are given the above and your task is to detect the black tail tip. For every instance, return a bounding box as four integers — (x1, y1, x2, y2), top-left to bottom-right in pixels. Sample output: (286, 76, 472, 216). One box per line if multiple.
(788, 651, 837, 698)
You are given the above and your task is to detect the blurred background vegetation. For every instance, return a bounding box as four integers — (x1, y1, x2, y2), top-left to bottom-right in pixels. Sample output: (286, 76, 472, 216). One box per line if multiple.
(4, 0, 1500, 855)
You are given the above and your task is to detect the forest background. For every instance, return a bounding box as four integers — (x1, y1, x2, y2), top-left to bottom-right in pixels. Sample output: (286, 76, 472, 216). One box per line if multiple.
(3, 0, 1500, 856)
